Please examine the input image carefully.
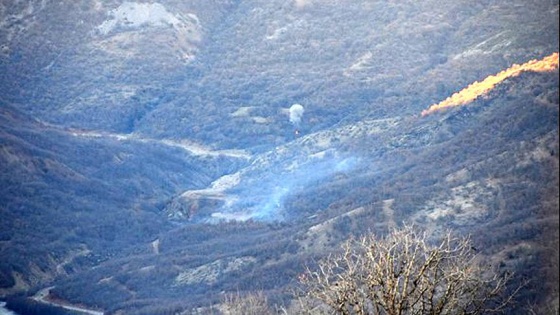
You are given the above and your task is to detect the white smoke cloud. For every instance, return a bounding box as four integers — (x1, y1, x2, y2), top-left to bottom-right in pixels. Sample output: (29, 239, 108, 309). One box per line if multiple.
(294, 0, 312, 8)
(289, 103, 305, 125)
(213, 154, 360, 222)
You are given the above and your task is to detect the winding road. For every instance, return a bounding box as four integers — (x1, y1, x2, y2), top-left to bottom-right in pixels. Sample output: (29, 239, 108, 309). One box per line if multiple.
(32, 287, 104, 315)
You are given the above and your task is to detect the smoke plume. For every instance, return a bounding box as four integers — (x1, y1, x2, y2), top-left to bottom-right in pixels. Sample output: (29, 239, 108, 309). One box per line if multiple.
(289, 103, 305, 125)
(237, 155, 358, 221)
(422, 52, 559, 116)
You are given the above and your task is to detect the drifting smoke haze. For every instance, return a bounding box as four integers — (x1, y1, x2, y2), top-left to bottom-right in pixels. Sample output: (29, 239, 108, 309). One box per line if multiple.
(210, 152, 359, 222)
(253, 155, 358, 220)
(422, 52, 559, 116)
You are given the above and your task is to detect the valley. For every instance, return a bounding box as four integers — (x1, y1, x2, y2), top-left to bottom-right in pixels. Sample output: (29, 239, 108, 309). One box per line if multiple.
(0, 0, 558, 314)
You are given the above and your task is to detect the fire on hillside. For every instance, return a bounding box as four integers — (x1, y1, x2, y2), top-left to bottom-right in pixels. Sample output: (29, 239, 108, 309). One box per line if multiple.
(422, 52, 559, 116)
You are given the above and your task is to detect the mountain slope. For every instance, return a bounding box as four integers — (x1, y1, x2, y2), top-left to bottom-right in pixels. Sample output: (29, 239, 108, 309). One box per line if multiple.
(1, 0, 558, 151)
(5, 70, 554, 314)
(0, 0, 558, 314)
(0, 104, 247, 295)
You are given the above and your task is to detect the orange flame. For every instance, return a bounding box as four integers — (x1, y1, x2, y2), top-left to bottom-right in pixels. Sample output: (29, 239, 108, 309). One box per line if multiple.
(421, 52, 559, 116)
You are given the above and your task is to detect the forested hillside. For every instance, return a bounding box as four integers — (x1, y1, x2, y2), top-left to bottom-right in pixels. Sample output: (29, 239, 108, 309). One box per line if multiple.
(0, 0, 558, 314)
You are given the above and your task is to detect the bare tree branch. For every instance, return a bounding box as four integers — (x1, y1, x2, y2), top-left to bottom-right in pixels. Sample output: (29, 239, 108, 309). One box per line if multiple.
(299, 225, 520, 315)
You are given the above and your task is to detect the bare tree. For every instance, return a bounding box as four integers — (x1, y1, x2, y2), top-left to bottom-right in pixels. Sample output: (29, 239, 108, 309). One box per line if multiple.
(298, 225, 522, 315)
(220, 291, 276, 315)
